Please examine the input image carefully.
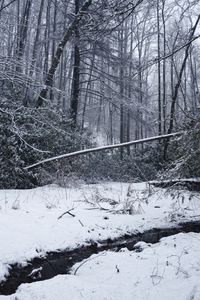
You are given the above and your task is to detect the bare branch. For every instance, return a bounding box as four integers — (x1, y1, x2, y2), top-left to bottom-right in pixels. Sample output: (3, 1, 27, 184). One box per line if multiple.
(0, 0, 17, 12)
(58, 208, 75, 220)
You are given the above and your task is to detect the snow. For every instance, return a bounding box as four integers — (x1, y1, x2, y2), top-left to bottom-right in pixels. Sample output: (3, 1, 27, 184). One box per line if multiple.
(1, 232, 200, 299)
(151, 178, 200, 183)
(0, 181, 200, 298)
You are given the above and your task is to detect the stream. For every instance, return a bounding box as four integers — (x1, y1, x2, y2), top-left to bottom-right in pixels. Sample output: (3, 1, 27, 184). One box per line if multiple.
(1, 220, 200, 295)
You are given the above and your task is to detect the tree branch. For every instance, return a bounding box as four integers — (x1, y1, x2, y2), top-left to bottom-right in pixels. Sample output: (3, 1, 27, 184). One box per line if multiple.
(0, 0, 17, 12)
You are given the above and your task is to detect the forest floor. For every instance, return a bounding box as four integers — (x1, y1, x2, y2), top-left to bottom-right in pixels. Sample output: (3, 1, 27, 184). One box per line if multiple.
(0, 181, 200, 299)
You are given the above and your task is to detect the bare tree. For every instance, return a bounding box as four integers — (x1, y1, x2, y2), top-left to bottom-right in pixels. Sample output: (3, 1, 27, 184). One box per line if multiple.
(36, 0, 92, 108)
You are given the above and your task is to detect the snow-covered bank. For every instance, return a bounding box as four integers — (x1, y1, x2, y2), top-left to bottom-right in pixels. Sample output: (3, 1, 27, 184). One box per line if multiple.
(1, 232, 200, 300)
(0, 182, 200, 289)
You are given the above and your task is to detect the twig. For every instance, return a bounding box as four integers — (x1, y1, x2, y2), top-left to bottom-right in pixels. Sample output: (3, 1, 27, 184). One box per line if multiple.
(115, 265, 120, 273)
(74, 252, 106, 275)
(58, 208, 75, 220)
(78, 219, 84, 227)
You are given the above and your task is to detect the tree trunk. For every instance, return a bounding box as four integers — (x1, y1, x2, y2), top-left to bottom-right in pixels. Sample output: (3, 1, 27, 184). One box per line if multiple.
(119, 28, 124, 159)
(70, 0, 81, 126)
(36, 0, 92, 108)
(43, 0, 51, 79)
(156, 0, 162, 136)
(15, 0, 32, 74)
(167, 14, 200, 136)
(29, 0, 45, 77)
(49, 0, 57, 102)
(164, 14, 200, 157)
(161, 0, 166, 134)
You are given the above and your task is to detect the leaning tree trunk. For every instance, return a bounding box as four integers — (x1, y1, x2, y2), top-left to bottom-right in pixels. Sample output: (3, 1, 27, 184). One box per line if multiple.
(36, 0, 92, 108)
(167, 14, 200, 136)
(164, 14, 200, 157)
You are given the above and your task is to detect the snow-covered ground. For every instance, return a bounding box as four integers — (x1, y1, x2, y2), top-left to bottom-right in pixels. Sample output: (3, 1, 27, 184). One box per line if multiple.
(0, 182, 200, 299)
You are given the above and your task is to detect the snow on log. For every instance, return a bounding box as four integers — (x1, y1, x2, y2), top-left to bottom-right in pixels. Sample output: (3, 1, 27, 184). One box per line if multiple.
(24, 131, 183, 170)
(151, 179, 200, 192)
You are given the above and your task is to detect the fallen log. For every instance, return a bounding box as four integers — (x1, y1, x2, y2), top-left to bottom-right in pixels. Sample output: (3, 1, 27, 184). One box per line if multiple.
(151, 179, 200, 192)
(24, 131, 183, 170)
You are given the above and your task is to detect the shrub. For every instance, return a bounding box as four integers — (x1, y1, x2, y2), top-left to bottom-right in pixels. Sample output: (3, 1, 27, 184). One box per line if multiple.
(163, 116, 200, 179)
(0, 98, 91, 188)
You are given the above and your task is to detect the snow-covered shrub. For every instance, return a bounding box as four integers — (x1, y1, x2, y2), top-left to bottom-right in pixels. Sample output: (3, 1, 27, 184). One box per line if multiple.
(72, 146, 160, 183)
(1, 96, 160, 188)
(165, 117, 200, 179)
(0, 98, 91, 188)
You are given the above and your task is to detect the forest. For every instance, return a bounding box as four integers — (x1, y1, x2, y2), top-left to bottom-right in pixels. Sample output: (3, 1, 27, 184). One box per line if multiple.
(0, 0, 200, 299)
(0, 0, 199, 187)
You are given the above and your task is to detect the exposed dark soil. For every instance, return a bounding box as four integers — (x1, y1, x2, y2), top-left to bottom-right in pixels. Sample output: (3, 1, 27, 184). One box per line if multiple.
(1, 220, 200, 296)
